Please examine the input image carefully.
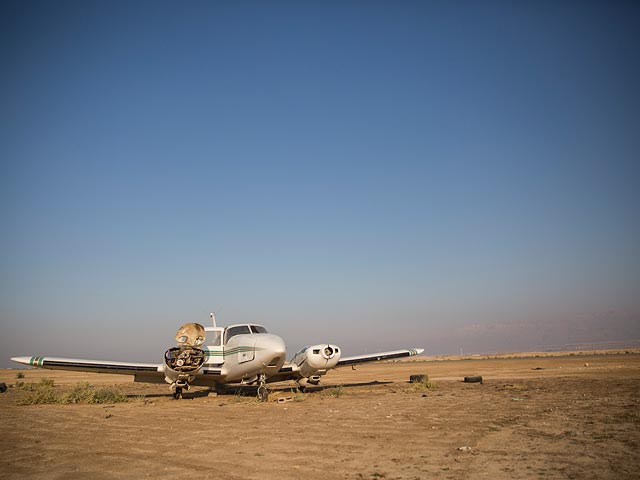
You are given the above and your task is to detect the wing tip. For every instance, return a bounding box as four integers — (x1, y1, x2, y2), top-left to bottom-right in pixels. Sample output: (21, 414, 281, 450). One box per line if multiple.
(11, 356, 32, 365)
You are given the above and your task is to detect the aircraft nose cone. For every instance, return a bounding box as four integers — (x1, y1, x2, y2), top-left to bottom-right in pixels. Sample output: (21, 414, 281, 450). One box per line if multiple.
(257, 334, 286, 367)
(265, 334, 286, 355)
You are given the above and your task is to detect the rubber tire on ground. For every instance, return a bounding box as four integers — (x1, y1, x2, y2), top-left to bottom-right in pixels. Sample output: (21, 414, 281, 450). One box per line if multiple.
(410, 374, 428, 383)
(173, 388, 183, 399)
(0, 383, 7, 393)
(464, 376, 483, 383)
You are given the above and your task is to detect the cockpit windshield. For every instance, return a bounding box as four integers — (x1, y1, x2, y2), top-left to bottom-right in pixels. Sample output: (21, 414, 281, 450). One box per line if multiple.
(224, 324, 268, 344)
(225, 325, 251, 344)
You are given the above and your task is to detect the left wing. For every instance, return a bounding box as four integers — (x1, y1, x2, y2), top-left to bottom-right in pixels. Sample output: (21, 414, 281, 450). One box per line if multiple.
(271, 347, 424, 383)
(337, 348, 424, 366)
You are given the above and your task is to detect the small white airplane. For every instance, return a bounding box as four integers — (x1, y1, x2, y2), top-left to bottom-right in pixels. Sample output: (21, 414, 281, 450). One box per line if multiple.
(11, 314, 424, 401)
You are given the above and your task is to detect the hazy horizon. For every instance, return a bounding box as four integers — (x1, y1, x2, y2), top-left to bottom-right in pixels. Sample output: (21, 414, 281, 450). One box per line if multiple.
(1, 1, 639, 368)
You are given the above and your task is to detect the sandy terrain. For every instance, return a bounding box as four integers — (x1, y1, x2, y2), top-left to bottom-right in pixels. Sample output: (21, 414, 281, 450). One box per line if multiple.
(1, 352, 639, 479)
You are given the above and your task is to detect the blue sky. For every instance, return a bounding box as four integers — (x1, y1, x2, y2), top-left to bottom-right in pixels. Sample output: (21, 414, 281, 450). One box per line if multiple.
(1, 1, 639, 366)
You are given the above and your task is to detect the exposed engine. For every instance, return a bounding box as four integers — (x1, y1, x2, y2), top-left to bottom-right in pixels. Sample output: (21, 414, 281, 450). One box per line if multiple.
(163, 323, 207, 397)
(292, 343, 341, 380)
(164, 346, 206, 373)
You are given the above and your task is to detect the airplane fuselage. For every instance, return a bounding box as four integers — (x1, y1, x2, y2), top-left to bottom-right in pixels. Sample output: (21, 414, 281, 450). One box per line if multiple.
(217, 331, 286, 383)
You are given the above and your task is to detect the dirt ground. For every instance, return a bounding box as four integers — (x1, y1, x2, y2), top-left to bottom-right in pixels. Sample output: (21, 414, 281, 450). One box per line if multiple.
(1, 352, 639, 479)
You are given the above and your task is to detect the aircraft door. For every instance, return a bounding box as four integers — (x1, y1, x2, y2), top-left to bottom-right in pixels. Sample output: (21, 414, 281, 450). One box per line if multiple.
(204, 327, 225, 365)
(238, 341, 255, 364)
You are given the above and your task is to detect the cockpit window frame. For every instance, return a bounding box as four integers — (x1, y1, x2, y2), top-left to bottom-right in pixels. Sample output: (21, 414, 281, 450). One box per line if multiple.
(224, 325, 251, 344)
(250, 325, 268, 334)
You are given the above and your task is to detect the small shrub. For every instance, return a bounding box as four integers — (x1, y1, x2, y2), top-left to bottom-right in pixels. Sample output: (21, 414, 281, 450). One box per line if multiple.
(88, 386, 127, 404)
(18, 378, 55, 391)
(325, 385, 344, 397)
(15, 379, 58, 405)
(291, 388, 306, 402)
(410, 378, 437, 392)
(62, 382, 94, 404)
(61, 383, 127, 404)
(15, 381, 128, 406)
(39, 378, 55, 387)
(16, 372, 25, 379)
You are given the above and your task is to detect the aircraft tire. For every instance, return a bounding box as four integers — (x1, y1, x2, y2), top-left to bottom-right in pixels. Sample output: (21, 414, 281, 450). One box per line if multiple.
(463, 376, 483, 383)
(173, 387, 183, 399)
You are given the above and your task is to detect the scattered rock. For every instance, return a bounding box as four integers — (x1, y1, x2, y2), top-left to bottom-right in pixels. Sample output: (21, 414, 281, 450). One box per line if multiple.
(584, 363, 589, 367)
(458, 446, 472, 452)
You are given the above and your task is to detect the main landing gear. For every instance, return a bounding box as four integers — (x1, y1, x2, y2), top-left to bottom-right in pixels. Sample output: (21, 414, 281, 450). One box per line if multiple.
(171, 382, 189, 399)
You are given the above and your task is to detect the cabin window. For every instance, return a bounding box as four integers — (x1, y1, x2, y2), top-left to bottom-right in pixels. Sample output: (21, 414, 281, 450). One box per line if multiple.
(250, 325, 268, 334)
(208, 330, 222, 346)
(225, 325, 251, 344)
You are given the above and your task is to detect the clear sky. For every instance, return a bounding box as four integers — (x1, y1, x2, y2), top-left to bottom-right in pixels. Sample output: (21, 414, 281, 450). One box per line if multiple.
(1, 1, 639, 366)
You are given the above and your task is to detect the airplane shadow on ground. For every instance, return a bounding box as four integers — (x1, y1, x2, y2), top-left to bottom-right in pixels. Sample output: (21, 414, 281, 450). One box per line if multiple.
(131, 380, 394, 400)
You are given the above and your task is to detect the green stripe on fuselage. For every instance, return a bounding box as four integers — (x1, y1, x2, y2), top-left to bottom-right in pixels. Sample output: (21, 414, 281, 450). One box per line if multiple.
(204, 347, 265, 357)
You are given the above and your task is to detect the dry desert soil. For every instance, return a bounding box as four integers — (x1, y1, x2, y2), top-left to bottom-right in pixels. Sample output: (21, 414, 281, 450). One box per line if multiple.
(1, 352, 639, 479)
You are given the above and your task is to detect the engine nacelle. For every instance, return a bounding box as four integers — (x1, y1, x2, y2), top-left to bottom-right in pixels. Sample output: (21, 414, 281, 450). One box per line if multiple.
(163, 346, 206, 386)
(163, 322, 207, 387)
(291, 344, 341, 379)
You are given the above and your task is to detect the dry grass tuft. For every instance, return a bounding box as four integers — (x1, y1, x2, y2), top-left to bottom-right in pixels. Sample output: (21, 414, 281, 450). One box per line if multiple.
(410, 377, 437, 392)
(14, 379, 128, 405)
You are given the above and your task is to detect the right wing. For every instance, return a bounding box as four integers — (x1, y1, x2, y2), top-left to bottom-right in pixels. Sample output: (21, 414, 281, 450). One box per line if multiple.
(11, 356, 165, 382)
(11, 355, 227, 385)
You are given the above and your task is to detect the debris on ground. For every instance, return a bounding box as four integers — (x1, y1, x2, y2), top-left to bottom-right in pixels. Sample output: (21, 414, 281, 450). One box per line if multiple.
(464, 376, 483, 383)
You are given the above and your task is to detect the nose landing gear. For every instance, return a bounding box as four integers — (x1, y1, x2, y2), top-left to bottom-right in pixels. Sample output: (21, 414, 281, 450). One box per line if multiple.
(257, 374, 269, 402)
